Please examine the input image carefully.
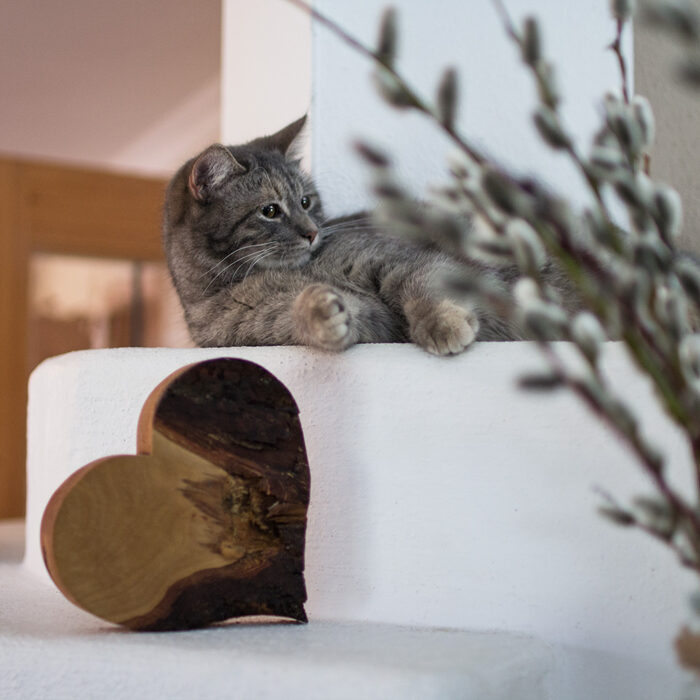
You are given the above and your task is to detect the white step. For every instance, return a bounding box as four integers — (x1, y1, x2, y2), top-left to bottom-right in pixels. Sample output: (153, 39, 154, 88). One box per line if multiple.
(23, 343, 695, 677)
(1, 523, 691, 700)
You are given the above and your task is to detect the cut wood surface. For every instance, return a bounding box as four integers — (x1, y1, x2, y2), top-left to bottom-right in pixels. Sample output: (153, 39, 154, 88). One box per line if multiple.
(40, 358, 310, 631)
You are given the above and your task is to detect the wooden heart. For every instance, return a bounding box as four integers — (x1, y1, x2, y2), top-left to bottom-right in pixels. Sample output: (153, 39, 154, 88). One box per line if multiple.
(40, 358, 310, 631)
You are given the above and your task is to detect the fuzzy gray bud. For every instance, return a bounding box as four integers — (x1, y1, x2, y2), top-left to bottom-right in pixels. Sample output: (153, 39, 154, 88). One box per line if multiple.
(603, 94, 643, 155)
(679, 334, 700, 390)
(608, 397, 638, 436)
(448, 149, 480, 184)
(652, 184, 683, 241)
(436, 67, 459, 131)
(610, 0, 636, 20)
(507, 219, 546, 273)
(514, 277, 540, 305)
(466, 238, 515, 266)
(522, 16, 541, 66)
(675, 531, 699, 566)
(377, 7, 398, 65)
(634, 234, 673, 274)
(614, 172, 651, 210)
(354, 141, 391, 169)
(598, 505, 635, 526)
(572, 312, 607, 362)
(481, 168, 531, 217)
(373, 68, 418, 109)
(632, 95, 656, 150)
(515, 278, 568, 339)
(533, 106, 571, 149)
(589, 144, 626, 177)
(632, 495, 674, 538)
(610, 111, 643, 155)
(519, 372, 565, 391)
(678, 57, 700, 88)
(535, 61, 560, 109)
(583, 207, 618, 249)
(675, 257, 700, 304)
(655, 280, 688, 338)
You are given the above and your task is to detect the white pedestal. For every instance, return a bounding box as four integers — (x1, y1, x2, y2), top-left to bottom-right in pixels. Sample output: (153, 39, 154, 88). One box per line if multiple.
(24, 343, 695, 674)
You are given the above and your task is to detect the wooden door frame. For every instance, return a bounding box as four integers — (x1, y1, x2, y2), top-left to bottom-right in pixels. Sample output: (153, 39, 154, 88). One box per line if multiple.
(0, 157, 168, 518)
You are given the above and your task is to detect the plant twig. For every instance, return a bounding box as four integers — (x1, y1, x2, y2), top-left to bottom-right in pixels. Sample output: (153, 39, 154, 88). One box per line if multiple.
(610, 18, 631, 103)
(283, 0, 487, 166)
(541, 343, 700, 550)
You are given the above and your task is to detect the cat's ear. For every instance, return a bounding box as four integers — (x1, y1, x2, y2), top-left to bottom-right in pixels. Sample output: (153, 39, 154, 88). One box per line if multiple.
(188, 145, 246, 203)
(266, 115, 307, 157)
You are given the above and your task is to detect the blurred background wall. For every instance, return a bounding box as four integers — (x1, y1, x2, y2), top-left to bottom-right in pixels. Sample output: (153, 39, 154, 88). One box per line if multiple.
(0, 0, 222, 175)
(0, 0, 697, 518)
(636, 18, 700, 255)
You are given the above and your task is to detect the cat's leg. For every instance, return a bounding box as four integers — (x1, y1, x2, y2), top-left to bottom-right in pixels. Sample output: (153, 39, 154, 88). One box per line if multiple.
(292, 283, 359, 351)
(377, 260, 480, 356)
(403, 297, 480, 356)
(191, 281, 389, 350)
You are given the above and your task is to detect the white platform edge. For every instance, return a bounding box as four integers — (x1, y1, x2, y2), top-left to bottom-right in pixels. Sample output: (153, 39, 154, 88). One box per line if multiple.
(2, 520, 693, 700)
(22, 342, 698, 674)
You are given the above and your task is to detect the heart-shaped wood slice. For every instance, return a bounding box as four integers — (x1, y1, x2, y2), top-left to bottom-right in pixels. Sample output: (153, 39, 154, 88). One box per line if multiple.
(41, 358, 310, 631)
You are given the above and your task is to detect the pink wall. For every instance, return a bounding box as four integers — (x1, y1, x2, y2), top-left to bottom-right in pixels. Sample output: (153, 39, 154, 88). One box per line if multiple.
(0, 0, 221, 176)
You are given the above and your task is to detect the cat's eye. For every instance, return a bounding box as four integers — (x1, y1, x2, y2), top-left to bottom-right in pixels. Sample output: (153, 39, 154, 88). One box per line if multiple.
(301, 195, 311, 210)
(261, 204, 280, 219)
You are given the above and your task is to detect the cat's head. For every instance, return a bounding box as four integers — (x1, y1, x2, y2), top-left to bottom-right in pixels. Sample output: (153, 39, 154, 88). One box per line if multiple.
(163, 116, 324, 296)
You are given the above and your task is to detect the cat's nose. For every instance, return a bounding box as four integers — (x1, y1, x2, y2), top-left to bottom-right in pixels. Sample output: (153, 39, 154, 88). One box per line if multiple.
(301, 229, 318, 243)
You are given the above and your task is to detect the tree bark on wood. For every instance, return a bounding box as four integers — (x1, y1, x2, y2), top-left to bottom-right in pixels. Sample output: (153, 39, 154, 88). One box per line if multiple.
(41, 358, 310, 631)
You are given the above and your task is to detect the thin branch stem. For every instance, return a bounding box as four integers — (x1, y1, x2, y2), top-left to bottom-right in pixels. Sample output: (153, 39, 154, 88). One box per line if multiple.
(289, 0, 700, 578)
(541, 344, 700, 551)
(492, 0, 519, 40)
(283, 0, 486, 165)
(610, 18, 631, 104)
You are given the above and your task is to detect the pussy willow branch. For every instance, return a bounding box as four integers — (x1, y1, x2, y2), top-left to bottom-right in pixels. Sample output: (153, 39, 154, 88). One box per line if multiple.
(290, 0, 700, 495)
(611, 18, 631, 103)
(492, 0, 698, 441)
(492, 0, 518, 40)
(283, 0, 486, 166)
(493, 0, 622, 249)
(596, 487, 699, 570)
(541, 342, 700, 560)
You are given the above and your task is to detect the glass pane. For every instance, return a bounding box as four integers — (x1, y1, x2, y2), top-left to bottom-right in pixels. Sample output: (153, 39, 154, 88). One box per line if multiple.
(28, 254, 192, 370)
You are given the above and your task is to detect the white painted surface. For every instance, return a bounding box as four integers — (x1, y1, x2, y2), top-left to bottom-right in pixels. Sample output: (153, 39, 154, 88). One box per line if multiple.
(221, 0, 312, 166)
(24, 343, 695, 676)
(1, 525, 691, 699)
(311, 0, 633, 217)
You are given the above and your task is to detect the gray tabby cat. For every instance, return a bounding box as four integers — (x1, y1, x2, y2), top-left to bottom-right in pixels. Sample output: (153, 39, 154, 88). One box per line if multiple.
(163, 116, 525, 354)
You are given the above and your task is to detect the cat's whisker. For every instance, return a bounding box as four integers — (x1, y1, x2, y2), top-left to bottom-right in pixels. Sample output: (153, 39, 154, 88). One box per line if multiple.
(320, 215, 373, 225)
(321, 220, 373, 231)
(198, 242, 275, 280)
(320, 217, 374, 230)
(200, 244, 275, 283)
(242, 249, 277, 281)
(228, 244, 280, 281)
(321, 223, 376, 236)
(202, 246, 277, 293)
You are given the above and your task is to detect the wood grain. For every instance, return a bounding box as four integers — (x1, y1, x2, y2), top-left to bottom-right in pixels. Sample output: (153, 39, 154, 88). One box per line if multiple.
(41, 358, 310, 630)
(19, 160, 166, 261)
(0, 156, 168, 519)
(0, 160, 29, 518)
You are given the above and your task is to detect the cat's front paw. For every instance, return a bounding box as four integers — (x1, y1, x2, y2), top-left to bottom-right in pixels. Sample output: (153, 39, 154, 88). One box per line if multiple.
(407, 299, 479, 356)
(293, 284, 354, 351)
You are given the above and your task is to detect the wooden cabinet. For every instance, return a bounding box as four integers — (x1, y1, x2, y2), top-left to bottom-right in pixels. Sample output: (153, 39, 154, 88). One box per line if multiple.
(0, 158, 169, 518)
